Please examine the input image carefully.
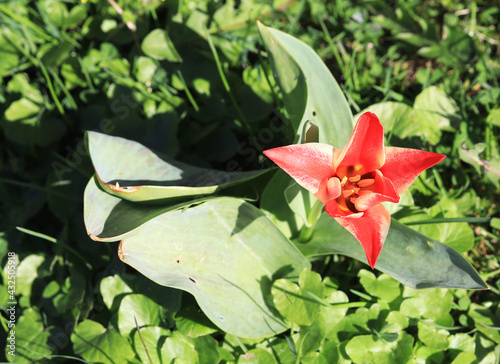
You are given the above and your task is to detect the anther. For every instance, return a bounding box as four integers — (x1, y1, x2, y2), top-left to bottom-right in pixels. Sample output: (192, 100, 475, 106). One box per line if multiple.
(358, 179, 375, 188)
(343, 190, 354, 198)
(348, 175, 361, 183)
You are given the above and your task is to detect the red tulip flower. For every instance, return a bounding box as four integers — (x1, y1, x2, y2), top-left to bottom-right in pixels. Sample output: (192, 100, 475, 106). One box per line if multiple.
(264, 112, 445, 268)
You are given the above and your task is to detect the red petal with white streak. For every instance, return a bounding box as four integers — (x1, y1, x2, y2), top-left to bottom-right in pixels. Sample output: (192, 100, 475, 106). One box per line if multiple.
(380, 147, 446, 195)
(335, 112, 385, 174)
(335, 203, 391, 268)
(264, 143, 338, 194)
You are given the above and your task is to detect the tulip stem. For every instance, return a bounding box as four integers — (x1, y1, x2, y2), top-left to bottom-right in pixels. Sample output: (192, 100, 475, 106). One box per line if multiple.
(298, 200, 325, 243)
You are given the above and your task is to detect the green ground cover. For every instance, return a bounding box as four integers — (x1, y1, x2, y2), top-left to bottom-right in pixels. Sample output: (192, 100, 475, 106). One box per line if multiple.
(0, 0, 499, 363)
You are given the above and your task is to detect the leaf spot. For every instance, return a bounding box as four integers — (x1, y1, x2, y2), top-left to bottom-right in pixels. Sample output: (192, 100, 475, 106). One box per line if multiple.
(242, 353, 257, 359)
(217, 315, 224, 321)
(427, 241, 435, 247)
(312, 110, 317, 117)
(188, 277, 196, 284)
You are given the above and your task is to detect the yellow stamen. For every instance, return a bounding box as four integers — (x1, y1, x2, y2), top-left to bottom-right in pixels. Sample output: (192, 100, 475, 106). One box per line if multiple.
(340, 176, 348, 187)
(338, 204, 349, 211)
(349, 175, 361, 183)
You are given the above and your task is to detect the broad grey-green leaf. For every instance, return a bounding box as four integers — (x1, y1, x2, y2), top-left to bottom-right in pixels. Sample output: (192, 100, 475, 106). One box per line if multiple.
(298, 214, 487, 290)
(285, 181, 315, 227)
(261, 170, 304, 239)
(84, 175, 225, 241)
(175, 303, 219, 338)
(142, 29, 182, 62)
(118, 198, 310, 338)
(257, 22, 353, 148)
(86, 131, 267, 202)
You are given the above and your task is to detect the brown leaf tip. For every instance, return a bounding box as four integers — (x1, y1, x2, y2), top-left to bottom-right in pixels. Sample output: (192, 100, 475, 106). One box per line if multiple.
(118, 240, 125, 261)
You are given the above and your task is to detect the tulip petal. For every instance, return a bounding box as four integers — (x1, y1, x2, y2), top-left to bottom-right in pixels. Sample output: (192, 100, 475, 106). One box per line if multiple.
(325, 199, 363, 218)
(336, 112, 385, 174)
(327, 177, 342, 199)
(313, 177, 330, 204)
(264, 143, 339, 194)
(354, 170, 400, 211)
(335, 204, 390, 268)
(380, 147, 446, 195)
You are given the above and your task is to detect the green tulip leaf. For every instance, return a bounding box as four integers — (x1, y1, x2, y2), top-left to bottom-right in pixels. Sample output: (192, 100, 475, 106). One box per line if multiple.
(261, 170, 304, 239)
(257, 22, 353, 148)
(86, 131, 267, 202)
(118, 197, 310, 338)
(297, 214, 487, 290)
(84, 175, 222, 241)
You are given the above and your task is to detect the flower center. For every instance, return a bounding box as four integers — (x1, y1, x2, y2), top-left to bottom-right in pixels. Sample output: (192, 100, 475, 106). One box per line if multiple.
(327, 168, 375, 213)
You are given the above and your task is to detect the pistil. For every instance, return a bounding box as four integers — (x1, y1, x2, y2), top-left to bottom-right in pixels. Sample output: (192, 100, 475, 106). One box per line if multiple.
(334, 169, 376, 213)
